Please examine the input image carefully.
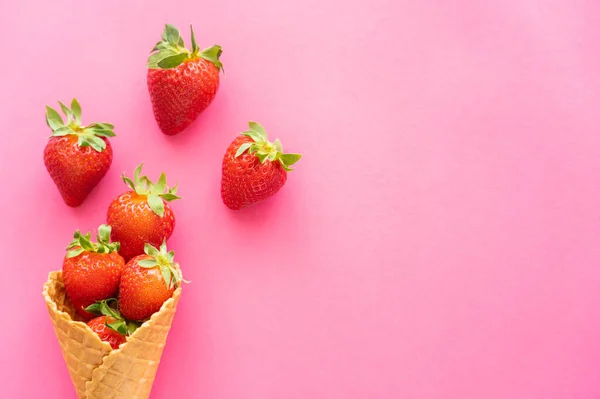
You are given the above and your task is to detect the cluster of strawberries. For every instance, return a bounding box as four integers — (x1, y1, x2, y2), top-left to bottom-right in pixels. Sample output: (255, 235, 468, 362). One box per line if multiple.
(62, 164, 182, 349)
(44, 24, 301, 211)
(43, 24, 301, 349)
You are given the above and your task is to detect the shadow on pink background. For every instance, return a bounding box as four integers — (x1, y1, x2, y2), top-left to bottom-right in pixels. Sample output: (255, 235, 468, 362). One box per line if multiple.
(2, 0, 600, 398)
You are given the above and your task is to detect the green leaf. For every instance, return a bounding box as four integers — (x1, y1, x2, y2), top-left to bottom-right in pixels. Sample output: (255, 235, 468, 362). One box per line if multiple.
(235, 142, 253, 157)
(148, 49, 177, 68)
(280, 153, 302, 167)
(145, 243, 160, 257)
(160, 193, 181, 202)
(152, 41, 167, 52)
(190, 25, 199, 53)
(107, 319, 128, 336)
(66, 247, 85, 258)
(167, 251, 175, 263)
(86, 135, 107, 152)
(45, 106, 64, 131)
(79, 236, 94, 251)
(101, 301, 121, 320)
(155, 172, 167, 192)
(96, 122, 114, 129)
(160, 265, 172, 289)
(133, 164, 144, 188)
(90, 129, 116, 137)
(85, 303, 102, 314)
(199, 45, 223, 70)
(268, 152, 277, 161)
(52, 126, 72, 137)
(138, 259, 158, 268)
(147, 194, 165, 217)
(97, 224, 111, 242)
(58, 101, 73, 123)
(71, 99, 82, 124)
(122, 175, 135, 190)
(127, 321, 139, 336)
(158, 53, 188, 69)
(273, 139, 283, 153)
(256, 153, 269, 163)
(164, 24, 180, 45)
(248, 121, 267, 139)
(178, 35, 185, 47)
(242, 131, 264, 143)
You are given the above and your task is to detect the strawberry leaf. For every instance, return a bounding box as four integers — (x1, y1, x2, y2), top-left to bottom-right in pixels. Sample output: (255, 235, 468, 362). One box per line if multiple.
(190, 25, 199, 54)
(158, 53, 188, 69)
(66, 247, 85, 258)
(71, 99, 82, 124)
(58, 101, 73, 123)
(248, 121, 267, 139)
(164, 24, 181, 45)
(138, 259, 158, 268)
(280, 153, 302, 166)
(45, 106, 64, 130)
(199, 44, 223, 71)
(235, 142, 253, 158)
(147, 194, 165, 217)
(107, 320, 128, 336)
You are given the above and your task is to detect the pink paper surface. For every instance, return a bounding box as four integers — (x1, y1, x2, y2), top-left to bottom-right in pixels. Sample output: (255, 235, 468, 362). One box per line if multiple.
(2, 1, 600, 398)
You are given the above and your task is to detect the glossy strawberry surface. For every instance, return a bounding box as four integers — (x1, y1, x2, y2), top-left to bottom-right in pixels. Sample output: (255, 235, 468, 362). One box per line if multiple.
(62, 250, 125, 320)
(107, 191, 176, 260)
(44, 135, 112, 207)
(118, 254, 176, 321)
(147, 57, 220, 135)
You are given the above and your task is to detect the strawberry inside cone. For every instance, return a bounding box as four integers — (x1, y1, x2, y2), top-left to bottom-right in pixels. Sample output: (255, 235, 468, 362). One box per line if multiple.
(62, 224, 124, 320)
(119, 240, 187, 321)
(85, 299, 138, 350)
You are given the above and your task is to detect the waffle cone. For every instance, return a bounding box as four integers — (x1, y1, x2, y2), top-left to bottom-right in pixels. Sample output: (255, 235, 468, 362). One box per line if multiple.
(43, 270, 181, 399)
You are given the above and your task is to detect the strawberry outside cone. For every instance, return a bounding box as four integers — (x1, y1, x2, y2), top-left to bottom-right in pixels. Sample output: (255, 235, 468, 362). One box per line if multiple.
(43, 99, 116, 207)
(221, 122, 302, 210)
(147, 24, 223, 135)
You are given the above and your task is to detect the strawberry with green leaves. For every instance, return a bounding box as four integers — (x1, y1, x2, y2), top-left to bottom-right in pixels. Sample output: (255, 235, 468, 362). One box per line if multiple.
(119, 241, 184, 321)
(107, 164, 180, 261)
(43, 99, 116, 207)
(221, 122, 302, 210)
(85, 299, 137, 350)
(62, 225, 125, 320)
(147, 24, 223, 135)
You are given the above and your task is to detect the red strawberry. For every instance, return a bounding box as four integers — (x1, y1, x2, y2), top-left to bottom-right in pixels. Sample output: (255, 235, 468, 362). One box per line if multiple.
(87, 316, 127, 350)
(43, 99, 115, 207)
(147, 24, 223, 135)
(107, 164, 180, 261)
(62, 225, 125, 320)
(221, 122, 302, 210)
(85, 299, 136, 350)
(119, 242, 184, 321)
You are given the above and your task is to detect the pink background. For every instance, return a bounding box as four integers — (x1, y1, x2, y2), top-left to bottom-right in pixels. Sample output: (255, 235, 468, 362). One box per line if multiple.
(2, 0, 600, 398)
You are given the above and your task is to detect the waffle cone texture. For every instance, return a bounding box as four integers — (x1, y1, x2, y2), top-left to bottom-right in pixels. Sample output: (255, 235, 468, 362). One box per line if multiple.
(43, 270, 181, 399)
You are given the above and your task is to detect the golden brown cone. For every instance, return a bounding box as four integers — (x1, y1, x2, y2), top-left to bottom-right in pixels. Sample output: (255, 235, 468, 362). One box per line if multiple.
(43, 270, 181, 399)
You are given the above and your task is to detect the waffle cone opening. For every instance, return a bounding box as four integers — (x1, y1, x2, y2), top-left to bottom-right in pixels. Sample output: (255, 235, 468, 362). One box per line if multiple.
(43, 271, 181, 399)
